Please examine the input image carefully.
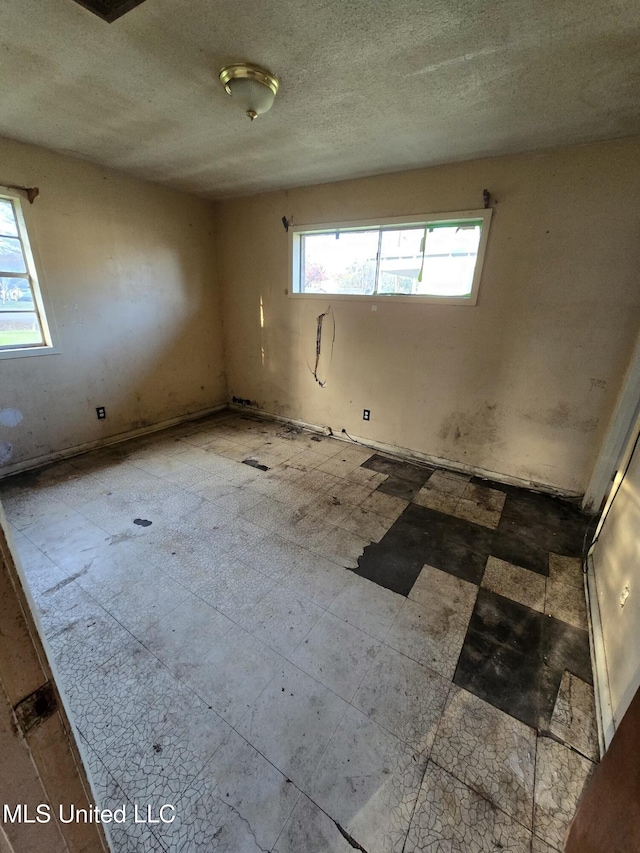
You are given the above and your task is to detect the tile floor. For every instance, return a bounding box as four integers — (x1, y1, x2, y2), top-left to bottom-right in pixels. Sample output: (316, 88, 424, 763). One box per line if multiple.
(0, 413, 599, 852)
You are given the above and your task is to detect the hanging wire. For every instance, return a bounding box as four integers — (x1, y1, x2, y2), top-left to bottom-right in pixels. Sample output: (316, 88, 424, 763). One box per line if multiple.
(308, 305, 335, 387)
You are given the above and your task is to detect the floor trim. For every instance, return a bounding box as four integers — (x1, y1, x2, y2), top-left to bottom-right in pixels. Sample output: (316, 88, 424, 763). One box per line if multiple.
(230, 404, 584, 502)
(0, 402, 229, 479)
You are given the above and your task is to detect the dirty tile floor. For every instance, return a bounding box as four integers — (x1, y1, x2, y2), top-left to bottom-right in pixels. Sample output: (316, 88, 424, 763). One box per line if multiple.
(0, 413, 599, 852)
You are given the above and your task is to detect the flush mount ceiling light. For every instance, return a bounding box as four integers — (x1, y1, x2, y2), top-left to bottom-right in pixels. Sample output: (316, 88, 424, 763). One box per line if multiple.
(219, 63, 280, 121)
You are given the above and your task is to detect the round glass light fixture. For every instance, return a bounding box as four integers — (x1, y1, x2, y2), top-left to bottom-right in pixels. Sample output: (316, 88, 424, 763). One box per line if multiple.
(219, 63, 280, 120)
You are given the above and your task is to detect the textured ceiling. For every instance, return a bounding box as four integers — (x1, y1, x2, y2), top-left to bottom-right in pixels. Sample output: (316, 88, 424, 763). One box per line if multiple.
(2, 0, 639, 198)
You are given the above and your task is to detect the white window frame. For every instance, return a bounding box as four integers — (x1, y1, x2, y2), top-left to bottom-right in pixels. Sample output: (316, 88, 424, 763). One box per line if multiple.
(289, 208, 492, 305)
(0, 186, 58, 359)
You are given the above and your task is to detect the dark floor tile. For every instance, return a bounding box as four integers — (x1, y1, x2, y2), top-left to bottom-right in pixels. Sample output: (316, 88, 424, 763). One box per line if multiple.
(499, 490, 590, 558)
(454, 629, 544, 729)
(350, 542, 423, 596)
(466, 588, 543, 655)
(542, 617, 593, 686)
(455, 589, 594, 729)
(489, 524, 549, 575)
(361, 453, 433, 485)
(354, 504, 493, 591)
(377, 476, 424, 501)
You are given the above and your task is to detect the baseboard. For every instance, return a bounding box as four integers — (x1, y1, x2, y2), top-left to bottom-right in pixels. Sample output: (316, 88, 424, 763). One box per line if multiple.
(0, 403, 229, 479)
(586, 552, 614, 755)
(229, 404, 583, 501)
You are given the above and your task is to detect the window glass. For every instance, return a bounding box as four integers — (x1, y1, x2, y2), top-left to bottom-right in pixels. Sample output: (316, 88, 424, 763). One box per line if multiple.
(294, 214, 487, 300)
(418, 223, 482, 296)
(378, 227, 425, 294)
(0, 199, 19, 237)
(0, 235, 27, 273)
(302, 230, 378, 295)
(0, 196, 49, 351)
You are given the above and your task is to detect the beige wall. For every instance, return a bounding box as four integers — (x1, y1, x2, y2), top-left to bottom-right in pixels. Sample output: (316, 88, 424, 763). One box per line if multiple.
(216, 139, 640, 495)
(0, 136, 225, 473)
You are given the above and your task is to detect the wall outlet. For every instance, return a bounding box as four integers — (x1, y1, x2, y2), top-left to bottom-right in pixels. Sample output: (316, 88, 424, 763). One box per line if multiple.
(363, 409, 370, 421)
(96, 407, 106, 420)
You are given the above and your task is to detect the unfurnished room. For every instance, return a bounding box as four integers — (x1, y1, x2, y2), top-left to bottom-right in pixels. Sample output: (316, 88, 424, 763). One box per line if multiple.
(0, 1, 639, 852)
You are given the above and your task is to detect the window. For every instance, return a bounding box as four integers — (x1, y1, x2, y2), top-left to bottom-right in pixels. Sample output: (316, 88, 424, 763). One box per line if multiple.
(0, 189, 54, 355)
(290, 209, 492, 305)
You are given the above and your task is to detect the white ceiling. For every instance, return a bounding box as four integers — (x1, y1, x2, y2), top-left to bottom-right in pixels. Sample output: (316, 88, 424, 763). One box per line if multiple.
(2, 0, 639, 198)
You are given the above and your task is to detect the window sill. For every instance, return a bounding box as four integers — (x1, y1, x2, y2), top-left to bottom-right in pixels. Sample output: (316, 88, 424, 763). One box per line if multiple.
(0, 345, 61, 361)
(287, 291, 477, 306)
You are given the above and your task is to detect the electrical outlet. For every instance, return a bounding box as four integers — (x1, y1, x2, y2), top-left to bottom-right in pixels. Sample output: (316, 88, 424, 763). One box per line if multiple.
(96, 407, 106, 420)
(363, 409, 370, 421)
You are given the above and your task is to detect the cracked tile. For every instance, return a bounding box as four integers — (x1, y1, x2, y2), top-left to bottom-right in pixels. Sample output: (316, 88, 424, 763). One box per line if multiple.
(548, 553, 583, 590)
(238, 583, 324, 656)
(385, 597, 470, 680)
(48, 606, 134, 687)
(533, 737, 595, 850)
(274, 794, 355, 852)
(306, 705, 427, 853)
(405, 762, 532, 852)
(23, 508, 110, 566)
(82, 745, 166, 852)
(179, 624, 284, 725)
(237, 660, 349, 788)
(0, 490, 69, 531)
(99, 681, 233, 806)
(545, 578, 588, 630)
(194, 730, 300, 850)
(408, 564, 478, 618)
(340, 505, 395, 543)
(140, 596, 234, 684)
(482, 556, 546, 612)
(71, 539, 159, 603)
(329, 574, 404, 641)
(353, 645, 450, 754)
(283, 553, 350, 608)
(290, 611, 379, 701)
(193, 477, 270, 514)
(193, 559, 276, 622)
(10, 536, 67, 606)
(431, 687, 536, 827)
(156, 779, 268, 852)
(104, 572, 191, 637)
(306, 524, 369, 568)
(234, 531, 305, 582)
(532, 835, 560, 852)
(550, 671, 598, 761)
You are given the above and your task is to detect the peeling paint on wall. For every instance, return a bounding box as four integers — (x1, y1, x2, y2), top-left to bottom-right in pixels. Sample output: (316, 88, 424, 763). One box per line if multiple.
(0, 441, 14, 464)
(0, 408, 23, 428)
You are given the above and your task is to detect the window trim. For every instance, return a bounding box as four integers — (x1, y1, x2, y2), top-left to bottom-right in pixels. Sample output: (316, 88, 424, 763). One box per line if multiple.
(0, 186, 59, 359)
(288, 208, 492, 306)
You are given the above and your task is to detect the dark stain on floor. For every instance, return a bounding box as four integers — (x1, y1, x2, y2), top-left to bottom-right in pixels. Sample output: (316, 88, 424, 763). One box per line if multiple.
(352, 451, 593, 731)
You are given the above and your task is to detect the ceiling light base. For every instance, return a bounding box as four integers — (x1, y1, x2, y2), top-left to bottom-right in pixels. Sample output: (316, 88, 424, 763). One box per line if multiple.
(219, 63, 280, 120)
